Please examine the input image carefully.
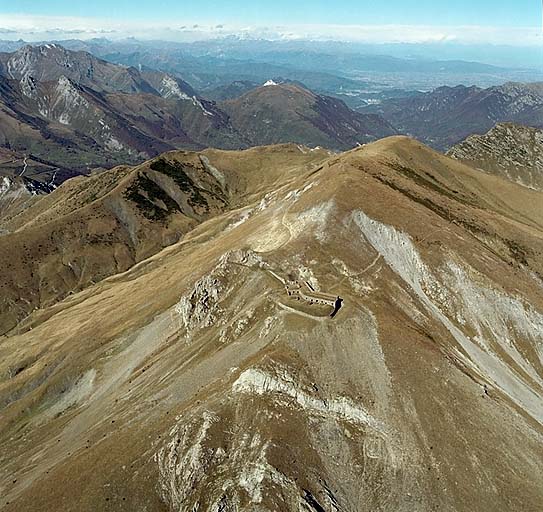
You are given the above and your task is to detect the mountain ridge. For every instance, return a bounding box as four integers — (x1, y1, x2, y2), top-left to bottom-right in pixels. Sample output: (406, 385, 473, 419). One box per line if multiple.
(1, 135, 542, 511)
(0, 143, 329, 334)
(363, 82, 543, 149)
(0, 44, 396, 182)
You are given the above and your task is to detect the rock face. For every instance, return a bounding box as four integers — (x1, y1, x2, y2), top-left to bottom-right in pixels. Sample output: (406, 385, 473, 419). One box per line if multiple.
(364, 82, 543, 149)
(0, 43, 157, 94)
(1, 137, 543, 511)
(447, 122, 543, 190)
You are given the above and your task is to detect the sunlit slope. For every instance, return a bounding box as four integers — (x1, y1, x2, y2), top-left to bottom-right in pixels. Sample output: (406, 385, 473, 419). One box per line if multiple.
(1, 137, 542, 511)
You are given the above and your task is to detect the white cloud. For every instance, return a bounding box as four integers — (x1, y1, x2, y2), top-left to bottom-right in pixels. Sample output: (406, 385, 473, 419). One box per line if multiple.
(0, 13, 540, 46)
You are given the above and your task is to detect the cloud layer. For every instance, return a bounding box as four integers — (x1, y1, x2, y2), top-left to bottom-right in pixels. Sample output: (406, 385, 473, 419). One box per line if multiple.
(0, 13, 540, 46)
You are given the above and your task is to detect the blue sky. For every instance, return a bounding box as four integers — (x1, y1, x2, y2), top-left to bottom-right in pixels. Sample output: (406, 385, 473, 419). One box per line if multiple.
(0, 0, 540, 44)
(1, 0, 539, 26)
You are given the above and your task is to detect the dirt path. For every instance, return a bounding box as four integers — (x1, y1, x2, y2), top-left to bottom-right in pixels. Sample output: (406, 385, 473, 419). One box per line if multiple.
(329, 254, 382, 293)
(18, 156, 28, 177)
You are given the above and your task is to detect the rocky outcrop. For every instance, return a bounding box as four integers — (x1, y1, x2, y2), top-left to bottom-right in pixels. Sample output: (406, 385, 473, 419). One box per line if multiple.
(447, 123, 543, 190)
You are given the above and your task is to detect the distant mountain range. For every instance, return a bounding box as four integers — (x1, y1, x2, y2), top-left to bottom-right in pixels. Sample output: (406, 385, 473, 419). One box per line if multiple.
(0, 44, 397, 183)
(0, 44, 243, 175)
(3, 38, 541, 94)
(364, 83, 543, 149)
(1, 42, 543, 186)
(39, 38, 376, 97)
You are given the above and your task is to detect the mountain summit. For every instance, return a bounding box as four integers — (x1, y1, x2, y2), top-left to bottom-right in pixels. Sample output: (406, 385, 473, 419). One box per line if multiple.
(1, 136, 542, 511)
(222, 82, 396, 150)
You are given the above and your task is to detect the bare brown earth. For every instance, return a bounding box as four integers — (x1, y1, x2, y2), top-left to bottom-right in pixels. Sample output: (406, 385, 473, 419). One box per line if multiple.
(0, 137, 542, 511)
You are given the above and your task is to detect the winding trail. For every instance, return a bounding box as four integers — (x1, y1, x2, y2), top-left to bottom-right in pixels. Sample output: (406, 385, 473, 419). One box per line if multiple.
(329, 254, 382, 293)
(18, 156, 28, 177)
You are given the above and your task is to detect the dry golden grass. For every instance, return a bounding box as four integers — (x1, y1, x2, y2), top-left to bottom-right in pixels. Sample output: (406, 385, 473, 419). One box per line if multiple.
(1, 137, 542, 511)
